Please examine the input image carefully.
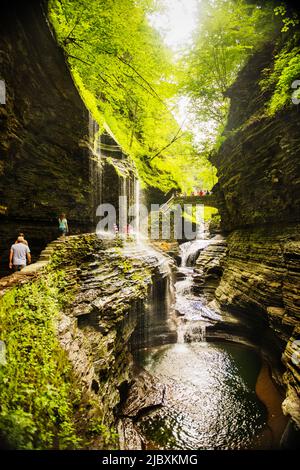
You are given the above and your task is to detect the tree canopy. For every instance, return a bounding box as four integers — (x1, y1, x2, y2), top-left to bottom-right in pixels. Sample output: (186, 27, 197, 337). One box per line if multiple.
(49, 0, 297, 193)
(49, 0, 200, 192)
(180, 0, 279, 149)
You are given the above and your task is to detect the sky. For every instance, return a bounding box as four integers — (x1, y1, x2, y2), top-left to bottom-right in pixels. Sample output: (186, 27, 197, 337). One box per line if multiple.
(149, 0, 199, 53)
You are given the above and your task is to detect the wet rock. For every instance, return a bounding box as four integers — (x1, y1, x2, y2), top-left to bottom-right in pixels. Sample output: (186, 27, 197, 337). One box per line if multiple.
(118, 418, 144, 450)
(282, 326, 300, 427)
(0, 3, 93, 273)
(0, 4, 139, 277)
(1, 233, 173, 441)
(117, 370, 168, 449)
(193, 235, 227, 298)
(120, 371, 165, 419)
(50, 234, 174, 435)
(215, 226, 299, 333)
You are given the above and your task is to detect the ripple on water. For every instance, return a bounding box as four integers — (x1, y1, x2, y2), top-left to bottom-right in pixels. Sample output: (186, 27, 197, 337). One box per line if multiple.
(137, 342, 267, 450)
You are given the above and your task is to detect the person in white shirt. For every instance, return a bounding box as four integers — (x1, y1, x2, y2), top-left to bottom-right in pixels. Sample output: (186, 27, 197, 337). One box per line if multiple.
(9, 236, 31, 271)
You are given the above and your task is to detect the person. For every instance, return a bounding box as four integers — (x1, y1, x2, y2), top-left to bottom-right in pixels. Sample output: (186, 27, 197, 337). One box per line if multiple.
(9, 236, 31, 271)
(58, 213, 69, 237)
(113, 223, 119, 236)
(15, 232, 29, 246)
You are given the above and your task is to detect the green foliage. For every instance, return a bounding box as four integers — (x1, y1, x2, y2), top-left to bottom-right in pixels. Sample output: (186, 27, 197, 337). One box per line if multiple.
(180, 0, 278, 149)
(265, 46, 300, 115)
(260, 6, 300, 116)
(48, 0, 200, 192)
(49, 235, 104, 270)
(0, 272, 81, 449)
(274, 4, 300, 32)
(48, 0, 289, 193)
(87, 417, 119, 449)
(181, 206, 218, 224)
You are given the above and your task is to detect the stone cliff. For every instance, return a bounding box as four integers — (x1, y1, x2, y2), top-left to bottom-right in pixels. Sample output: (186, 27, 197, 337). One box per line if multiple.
(211, 44, 300, 231)
(0, 1, 92, 270)
(0, 234, 172, 448)
(210, 43, 300, 432)
(0, 2, 138, 274)
(0, 2, 92, 222)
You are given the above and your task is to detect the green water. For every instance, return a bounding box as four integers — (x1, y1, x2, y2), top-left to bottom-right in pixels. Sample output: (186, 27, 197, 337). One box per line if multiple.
(136, 341, 267, 450)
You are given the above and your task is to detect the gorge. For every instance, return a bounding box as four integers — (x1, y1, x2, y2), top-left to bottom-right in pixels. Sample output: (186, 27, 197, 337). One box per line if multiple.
(0, 0, 299, 452)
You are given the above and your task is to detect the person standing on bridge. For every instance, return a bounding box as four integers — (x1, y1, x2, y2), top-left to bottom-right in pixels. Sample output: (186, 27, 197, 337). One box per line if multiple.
(9, 236, 31, 271)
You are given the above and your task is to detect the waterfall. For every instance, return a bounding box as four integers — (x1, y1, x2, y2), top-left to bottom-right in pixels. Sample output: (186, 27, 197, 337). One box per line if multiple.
(119, 176, 127, 235)
(89, 113, 103, 222)
(179, 204, 211, 266)
(134, 179, 140, 239)
(129, 244, 177, 351)
(177, 323, 186, 344)
(180, 239, 211, 267)
(176, 321, 207, 343)
(174, 230, 215, 343)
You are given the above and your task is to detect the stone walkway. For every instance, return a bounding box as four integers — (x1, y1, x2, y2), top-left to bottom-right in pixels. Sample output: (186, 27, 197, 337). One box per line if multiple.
(0, 237, 67, 296)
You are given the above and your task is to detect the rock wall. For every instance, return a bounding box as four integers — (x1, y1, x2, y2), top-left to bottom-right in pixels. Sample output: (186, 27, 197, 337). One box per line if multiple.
(50, 236, 174, 442)
(0, 1, 92, 271)
(193, 235, 227, 298)
(0, 233, 171, 448)
(211, 44, 300, 232)
(0, 2, 139, 275)
(211, 43, 300, 431)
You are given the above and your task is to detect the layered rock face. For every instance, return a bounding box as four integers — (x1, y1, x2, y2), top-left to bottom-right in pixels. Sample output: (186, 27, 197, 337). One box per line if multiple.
(55, 236, 153, 428)
(55, 236, 174, 437)
(0, 2, 138, 274)
(211, 44, 300, 430)
(211, 45, 300, 231)
(0, 2, 91, 270)
(0, 2, 92, 222)
(0, 233, 173, 448)
(193, 235, 227, 298)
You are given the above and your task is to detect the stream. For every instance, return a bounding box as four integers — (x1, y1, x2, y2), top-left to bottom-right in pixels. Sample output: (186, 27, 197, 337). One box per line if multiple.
(125, 237, 287, 450)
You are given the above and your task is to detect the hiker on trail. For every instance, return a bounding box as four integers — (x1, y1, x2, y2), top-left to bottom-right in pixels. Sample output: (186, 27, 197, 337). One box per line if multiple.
(58, 213, 69, 237)
(9, 236, 31, 271)
(15, 232, 29, 247)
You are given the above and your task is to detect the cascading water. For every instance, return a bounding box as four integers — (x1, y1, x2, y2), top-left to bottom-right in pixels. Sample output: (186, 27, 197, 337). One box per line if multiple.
(122, 232, 286, 450)
(174, 233, 219, 343)
(133, 178, 140, 239)
(127, 243, 177, 351)
(89, 114, 103, 220)
(180, 238, 210, 267)
(119, 176, 127, 235)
